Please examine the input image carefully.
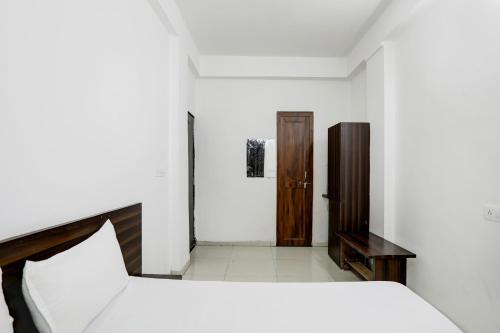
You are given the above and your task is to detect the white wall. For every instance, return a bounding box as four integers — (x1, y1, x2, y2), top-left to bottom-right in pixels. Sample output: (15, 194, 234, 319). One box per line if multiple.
(199, 56, 347, 79)
(349, 67, 367, 121)
(195, 79, 350, 244)
(0, 0, 172, 273)
(389, 1, 500, 331)
(149, 0, 201, 272)
(347, 52, 385, 237)
(168, 53, 198, 272)
(366, 49, 385, 237)
(347, 0, 422, 74)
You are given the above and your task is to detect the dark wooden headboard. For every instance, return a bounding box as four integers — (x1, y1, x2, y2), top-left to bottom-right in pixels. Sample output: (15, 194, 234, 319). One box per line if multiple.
(0, 203, 142, 333)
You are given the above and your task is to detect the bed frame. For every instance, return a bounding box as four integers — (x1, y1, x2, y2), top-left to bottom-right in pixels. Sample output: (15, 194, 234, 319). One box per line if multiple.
(0, 203, 142, 333)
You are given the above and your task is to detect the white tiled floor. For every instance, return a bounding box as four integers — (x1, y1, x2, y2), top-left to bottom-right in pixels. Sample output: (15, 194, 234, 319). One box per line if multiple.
(183, 246, 360, 282)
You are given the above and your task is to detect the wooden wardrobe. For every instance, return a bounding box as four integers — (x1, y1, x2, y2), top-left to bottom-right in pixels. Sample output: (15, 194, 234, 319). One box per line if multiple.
(327, 123, 370, 266)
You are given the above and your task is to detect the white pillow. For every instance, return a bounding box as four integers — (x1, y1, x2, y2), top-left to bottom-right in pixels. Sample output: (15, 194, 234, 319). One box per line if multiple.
(0, 267, 14, 333)
(22, 221, 129, 333)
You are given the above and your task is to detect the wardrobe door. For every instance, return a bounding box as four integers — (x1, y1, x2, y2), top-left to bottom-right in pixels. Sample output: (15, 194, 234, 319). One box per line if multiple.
(339, 123, 370, 235)
(328, 200, 342, 265)
(328, 124, 341, 202)
(327, 124, 342, 264)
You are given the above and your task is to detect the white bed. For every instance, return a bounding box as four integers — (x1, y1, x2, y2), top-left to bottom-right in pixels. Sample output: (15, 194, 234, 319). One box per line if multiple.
(85, 277, 461, 333)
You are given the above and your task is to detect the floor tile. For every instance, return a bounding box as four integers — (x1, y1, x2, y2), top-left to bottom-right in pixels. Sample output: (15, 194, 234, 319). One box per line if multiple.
(312, 257, 360, 281)
(225, 274, 277, 282)
(184, 245, 360, 283)
(184, 258, 229, 276)
(276, 274, 333, 283)
(312, 247, 330, 260)
(183, 273, 226, 281)
(190, 246, 233, 259)
(272, 247, 314, 260)
(330, 270, 361, 281)
(275, 258, 336, 281)
(226, 258, 276, 276)
(231, 246, 273, 260)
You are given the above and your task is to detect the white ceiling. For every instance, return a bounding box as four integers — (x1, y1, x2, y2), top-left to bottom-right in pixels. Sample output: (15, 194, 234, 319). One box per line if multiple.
(174, 0, 391, 57)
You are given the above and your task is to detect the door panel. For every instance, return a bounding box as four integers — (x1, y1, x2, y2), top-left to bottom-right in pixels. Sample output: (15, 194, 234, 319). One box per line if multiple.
(277, 112, 313, 246)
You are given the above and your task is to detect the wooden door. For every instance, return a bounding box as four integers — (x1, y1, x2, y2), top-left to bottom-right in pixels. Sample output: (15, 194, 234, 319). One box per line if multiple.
(276, 112, 313, 246)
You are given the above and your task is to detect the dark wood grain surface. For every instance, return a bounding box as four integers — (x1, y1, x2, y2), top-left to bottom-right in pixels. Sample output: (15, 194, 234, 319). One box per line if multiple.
(327, 123, 370, 264)
(0, 203, 142, 333)
(276, 112, 313, 246)
(325, 122, 416, 284)
(338, 232, 415, 284)
(337, 232, 416, 259)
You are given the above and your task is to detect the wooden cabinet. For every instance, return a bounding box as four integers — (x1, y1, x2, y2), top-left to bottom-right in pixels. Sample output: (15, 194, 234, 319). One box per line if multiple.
(327, 123, 370, 266)
(326, 122, 416, 284)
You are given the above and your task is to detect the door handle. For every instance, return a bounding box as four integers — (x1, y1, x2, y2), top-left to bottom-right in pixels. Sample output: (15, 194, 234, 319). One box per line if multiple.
(303, 171, 310, 189)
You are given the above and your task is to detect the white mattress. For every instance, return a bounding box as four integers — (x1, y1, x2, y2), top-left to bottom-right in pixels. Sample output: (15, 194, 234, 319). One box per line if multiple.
(85, 277, 461, 333)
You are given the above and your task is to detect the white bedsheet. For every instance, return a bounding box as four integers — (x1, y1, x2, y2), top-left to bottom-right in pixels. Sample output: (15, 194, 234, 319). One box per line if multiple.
(85, 277, 461, 333)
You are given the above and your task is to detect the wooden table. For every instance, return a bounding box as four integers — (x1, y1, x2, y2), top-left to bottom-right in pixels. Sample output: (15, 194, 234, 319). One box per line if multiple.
(337, 232, 416, 285)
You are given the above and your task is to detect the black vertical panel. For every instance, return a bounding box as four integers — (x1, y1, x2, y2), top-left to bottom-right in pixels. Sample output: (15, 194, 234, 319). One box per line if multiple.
(188, 112, 196, 251)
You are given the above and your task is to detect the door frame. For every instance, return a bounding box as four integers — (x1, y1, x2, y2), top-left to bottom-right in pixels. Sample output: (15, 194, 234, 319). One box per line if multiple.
(276, 111, 314, 247)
